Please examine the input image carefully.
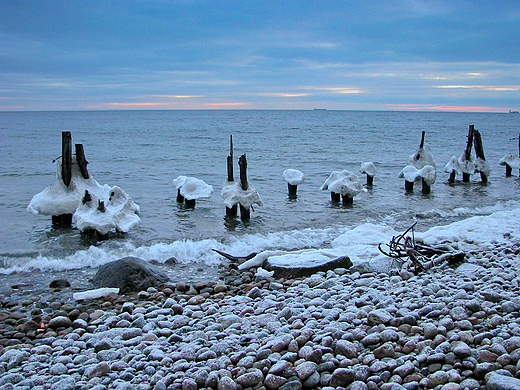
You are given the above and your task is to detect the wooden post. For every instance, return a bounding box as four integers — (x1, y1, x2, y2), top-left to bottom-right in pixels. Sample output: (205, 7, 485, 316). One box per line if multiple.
(75, 144, 89, 179)
(288, 183, 298, 198)
(366, 175, 374, 187)
(341, 194, 353, 205)
(419, 130, 425, 149)
(331, 192, 340, 202)
(62, 132, 72, 186)
(448, 171, 456, 183)
(463, 125, 474, 182)
(185, 199, 196, 208)
(238, 154, 250, 221)
(176, 189, 185, 203)
(473, 129, 487, 183)
(405, 181, 414, 192)
(226, 135, 237, 216)
(421, 179, 431, 194)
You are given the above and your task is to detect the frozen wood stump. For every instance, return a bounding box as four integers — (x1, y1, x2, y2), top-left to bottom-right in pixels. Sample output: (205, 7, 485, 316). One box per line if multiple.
(53, 132, 89, 227)
(462, 125, 475, 182)
(238, 154, 250, 221)
(226, 135, 238, 216)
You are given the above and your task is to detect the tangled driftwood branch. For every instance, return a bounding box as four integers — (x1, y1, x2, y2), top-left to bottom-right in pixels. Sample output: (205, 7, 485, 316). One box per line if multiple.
(379, 222, 465, 273)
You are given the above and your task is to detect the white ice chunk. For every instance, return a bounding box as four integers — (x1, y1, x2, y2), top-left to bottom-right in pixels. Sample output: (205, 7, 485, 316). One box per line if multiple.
(320, 170, 364, 198)
(221, 180, 264, 209)
(239, 248, 341, 270)
(499, 153, 520, 169)
(173, 176, 213, 200)
(73, 186, 141, 235)
(73, 287, 120, 300)
(398, 165, 436, 185)
(28, 158, 111, 216)
(283, 169, 305, 185)
(408, 144, 436, 169)
(255, 267, 274, 278)
(359, 162, 377, 177)
(444, 156, 463, 175)
(475, 157, 492, 177)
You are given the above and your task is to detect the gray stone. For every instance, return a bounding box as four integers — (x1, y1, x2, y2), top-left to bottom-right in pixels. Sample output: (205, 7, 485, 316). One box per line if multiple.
(92, 257, 170, 293)
(329, 368, 355, 387)
(486, 372, 520, 390)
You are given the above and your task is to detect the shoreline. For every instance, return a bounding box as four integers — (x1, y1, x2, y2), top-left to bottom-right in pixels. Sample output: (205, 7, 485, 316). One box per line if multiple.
(1, 239, 520, 389)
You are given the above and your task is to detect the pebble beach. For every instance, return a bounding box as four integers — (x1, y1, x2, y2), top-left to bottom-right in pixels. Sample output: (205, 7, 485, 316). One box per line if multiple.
(1, 238, 520, 390)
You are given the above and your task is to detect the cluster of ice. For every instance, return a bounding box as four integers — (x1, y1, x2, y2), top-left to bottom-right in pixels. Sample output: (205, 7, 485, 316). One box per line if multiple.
(359, 162, 377, 177)
(320, 170, 364, 198)
(27, 158, 140, 234)
(73, 186, 141, 235)
(445, 153, 492, 178)
(173, 176, 214, 200)
(398, 165, 436, 186)
(72, 287, 119, 301)
(499, 153, 520, 169)
(282, 169, 305, 186)
(400, 144, 436, 185)
(221, 180, 263, 209)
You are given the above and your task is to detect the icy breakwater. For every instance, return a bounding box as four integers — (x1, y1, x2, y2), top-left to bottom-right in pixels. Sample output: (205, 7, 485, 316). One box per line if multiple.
(1, 240, 520, 390)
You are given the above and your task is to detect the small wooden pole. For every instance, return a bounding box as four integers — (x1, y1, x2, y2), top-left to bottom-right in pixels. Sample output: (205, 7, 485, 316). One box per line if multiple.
(473, 129, 487, 183)
(405, 180, 414, 192)
(419, 130, 425, 149)
(341, 194, 353, 205)
(366, 175, 374, 187)
(288, 183, 298, 198)
(331, 192, 341, 202)
(238, 154, 250, 221)
(176, 189, 185, 203)
(448, 171, 456, 183)
(226, 135, 237, 216)
(185, 199, 196, 208)
(421, 179, 431, 194)
(62, 131, 72, 186)
(75, 144, 89, 179)
(463, 125, 474, 182)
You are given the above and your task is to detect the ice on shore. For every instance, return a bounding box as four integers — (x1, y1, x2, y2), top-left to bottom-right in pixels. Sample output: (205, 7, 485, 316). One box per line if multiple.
(173, 176, 213, 200)
(283, 169, 305, 186)
(221, 180, 263, 209)
(27, 157, 140, 234)
(320, 170, 364, 197)
(359, 162, 377, 177)
(499, 153, 520, 169)
(73, 287, 120, 301)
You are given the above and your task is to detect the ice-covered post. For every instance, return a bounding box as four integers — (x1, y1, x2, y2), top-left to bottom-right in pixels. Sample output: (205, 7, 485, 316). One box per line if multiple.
(283, 169, 304, 199)
(359, 162, 377, 187)
(226, 135, 237, 216)
(463, 125, 475, 182)
(473, 129, 488, 183)
(52, 132, 73, 227)
(238, 154, 250, 220)
(75, 144, 89, 179)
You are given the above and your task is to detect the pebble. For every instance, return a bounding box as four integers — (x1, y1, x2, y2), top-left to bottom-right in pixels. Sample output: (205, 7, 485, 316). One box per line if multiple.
(1, 241, 520, 389)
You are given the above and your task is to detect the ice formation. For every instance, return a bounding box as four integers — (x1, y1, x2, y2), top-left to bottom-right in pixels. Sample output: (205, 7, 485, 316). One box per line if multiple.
(398, 165, 436, 186)
(27, 157, 141, 234)
(359, 162, 377, 177)
(499, 154, 520, 169)
(320, 170, 364, 198)
(283, 169, 305, 186)
(400, 143, 436, 185)
(221, 180, 263, 209)
(173, 176, 213, 200)
(73, 287, 120, 301)
(73, 186, 141, 235)
(445, 153, 491, 178)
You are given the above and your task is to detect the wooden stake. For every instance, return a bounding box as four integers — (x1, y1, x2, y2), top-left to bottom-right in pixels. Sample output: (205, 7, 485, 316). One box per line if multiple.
(405, 180, 414, 192)
(366, 175, 374, 187)
(341, 194, 353, 205)
(331, 192, 340, 202)
(62, 132, 72, 187)
(288, 183, 298, 198)
(462, 125, 474, 182)
(473, 129, 487, 183)
(75, 144, 89, 179)
(176, 189, 184, 203)
(448, 171, 456, 183)
(238, 154, 250, 221)
(421, 179, 431, 194)
(226, 135, 237, 216)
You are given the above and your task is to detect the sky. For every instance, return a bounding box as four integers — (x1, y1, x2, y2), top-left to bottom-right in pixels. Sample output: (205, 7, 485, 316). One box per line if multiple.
(1, 0, 519, 112)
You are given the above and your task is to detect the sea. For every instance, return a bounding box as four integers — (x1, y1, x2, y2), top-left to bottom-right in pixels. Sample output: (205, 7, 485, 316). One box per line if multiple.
(1, 110, 519, 287)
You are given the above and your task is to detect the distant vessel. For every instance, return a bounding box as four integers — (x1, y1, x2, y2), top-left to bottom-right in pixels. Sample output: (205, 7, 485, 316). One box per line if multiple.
(313, 108, 326, 111)
(509, 110, 519, 114)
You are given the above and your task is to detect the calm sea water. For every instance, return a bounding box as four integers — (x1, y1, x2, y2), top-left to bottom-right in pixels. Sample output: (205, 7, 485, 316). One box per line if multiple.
(1, 110, 519, 277)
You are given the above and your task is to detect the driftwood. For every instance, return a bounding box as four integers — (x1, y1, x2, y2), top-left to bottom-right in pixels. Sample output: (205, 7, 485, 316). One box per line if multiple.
(212, 249, 257, 263)
(378, 222, 465, 273)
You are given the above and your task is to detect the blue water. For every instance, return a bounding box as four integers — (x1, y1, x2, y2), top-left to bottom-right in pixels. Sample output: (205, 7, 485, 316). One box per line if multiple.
(1, 110, 519, 275)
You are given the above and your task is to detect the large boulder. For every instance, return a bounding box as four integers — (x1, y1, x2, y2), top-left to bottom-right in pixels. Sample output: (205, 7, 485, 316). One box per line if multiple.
(92, 257, 170, 294)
